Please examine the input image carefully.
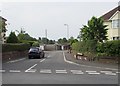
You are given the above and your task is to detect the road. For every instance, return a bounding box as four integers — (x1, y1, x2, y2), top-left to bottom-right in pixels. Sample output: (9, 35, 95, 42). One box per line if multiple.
(1, 51, 119, 84)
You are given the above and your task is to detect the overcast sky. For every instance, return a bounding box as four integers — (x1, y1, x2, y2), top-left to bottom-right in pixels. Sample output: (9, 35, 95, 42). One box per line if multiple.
(1, 1, 119, 40)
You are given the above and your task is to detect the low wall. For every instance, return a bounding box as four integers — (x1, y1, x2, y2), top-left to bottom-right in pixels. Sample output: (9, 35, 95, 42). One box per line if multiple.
(2, 50, 28, 62)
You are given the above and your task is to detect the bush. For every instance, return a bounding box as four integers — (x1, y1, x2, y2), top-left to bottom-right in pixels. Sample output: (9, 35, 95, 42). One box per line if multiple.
(6, 32, 19, 43)
(72, 40, 97, 53)
(19, 40, 35, 46)
(2, 43, 31, 52)
(97, 40, 120, 57)
(32, 42, 39, 47)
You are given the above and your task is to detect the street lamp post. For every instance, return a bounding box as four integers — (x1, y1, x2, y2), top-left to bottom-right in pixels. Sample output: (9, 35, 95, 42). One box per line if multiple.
(64, 24, 69, 40)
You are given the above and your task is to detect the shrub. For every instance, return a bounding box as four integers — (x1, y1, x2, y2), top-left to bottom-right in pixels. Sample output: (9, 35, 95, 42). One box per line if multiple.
(32, 42, 39, 47)
(2, 43, 31, 52)
(97, 40, 120, 57)
(6, 32, 19, 43)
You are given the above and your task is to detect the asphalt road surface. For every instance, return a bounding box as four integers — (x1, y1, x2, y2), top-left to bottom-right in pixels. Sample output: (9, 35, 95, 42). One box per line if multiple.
(1, 51, 119, 84)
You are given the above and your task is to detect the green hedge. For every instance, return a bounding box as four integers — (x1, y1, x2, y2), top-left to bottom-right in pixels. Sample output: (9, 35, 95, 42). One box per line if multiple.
(72, 40, 120, 57)
(72, 40, 97, 53)
(2, 43, 31, 52)
(97, 40, 120, 57)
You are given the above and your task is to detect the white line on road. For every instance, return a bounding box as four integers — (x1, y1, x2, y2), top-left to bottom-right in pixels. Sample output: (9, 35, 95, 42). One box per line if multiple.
(72, 72, 84, 74)
(0, 70, 5, 73)
(40, 59, 46, 63)
(88, 72, 100, 75)
(9, 70, 21, 73)
(6, 58, 26, 63)
(63, 52, 79, 66)
(86, 71, 97, 73)
(56, 70, 67, 74)
(25, 64, 37, 72)
(40, 69, 52, 73)
(25, 69, 36, 73)
(100, 71, 112, 73)
(71, 70, 84, 74)
(63, 52, 118, 71)
(105, 73, 117, 76)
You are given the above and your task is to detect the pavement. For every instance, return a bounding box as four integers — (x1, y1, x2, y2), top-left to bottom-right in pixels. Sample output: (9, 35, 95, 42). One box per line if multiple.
(0, 50, 119, 85)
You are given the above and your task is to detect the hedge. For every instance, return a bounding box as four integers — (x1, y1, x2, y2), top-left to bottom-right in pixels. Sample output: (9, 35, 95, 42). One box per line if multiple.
(2, 43, 31, 52)
(72, 40, 97, 53)
(72, 40, 120, 57)
(97, 40, 120, 57)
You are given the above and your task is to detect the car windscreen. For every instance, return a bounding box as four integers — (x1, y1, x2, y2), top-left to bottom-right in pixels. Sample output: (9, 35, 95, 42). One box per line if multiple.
(29, 48, 39, 52)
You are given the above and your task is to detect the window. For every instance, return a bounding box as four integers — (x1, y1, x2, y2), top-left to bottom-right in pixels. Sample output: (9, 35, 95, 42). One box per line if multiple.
(112, 36, 120, 40)
(113, 37, 115, 40)
(112, 19, 120, 28)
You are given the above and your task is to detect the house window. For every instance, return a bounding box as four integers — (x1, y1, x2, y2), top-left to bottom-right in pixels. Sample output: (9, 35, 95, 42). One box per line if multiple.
(112, 36, 120, 40)
(112, 19, 120, 28)
(113, 37, 115, 40)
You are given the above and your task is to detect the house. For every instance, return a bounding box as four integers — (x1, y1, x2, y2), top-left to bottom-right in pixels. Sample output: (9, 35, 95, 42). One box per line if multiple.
(101, 6, 120, 40)
(0, 16, 7, 44)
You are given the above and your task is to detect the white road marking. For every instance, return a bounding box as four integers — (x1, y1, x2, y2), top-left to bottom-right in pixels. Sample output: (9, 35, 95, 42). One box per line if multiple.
(9, 70, 21, 73)
(25, 69, 36, 73)
(56, 70, 67, 74)
(100, 71, 112, 73)
(88, 72, 100, 75)
(7, 58, 26, 63)
(86, 71, 97, 72)
(40, 59, 45, 62)
(25, 64, 37, 72)
(63, 52, 118, 71)
(71, 70, 84, 74)
(105, 73, 117, 76)
(40, 69, 51, 73)
(0, 70, 5, 73)
(72, 72, 84, 74)
(63, 52, 79, 66)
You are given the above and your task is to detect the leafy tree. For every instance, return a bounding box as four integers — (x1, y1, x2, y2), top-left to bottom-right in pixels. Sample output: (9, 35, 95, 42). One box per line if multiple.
(6, 32, 19, 43)
(63, 38, 68, 43)
(81, 16, 108, 43)
(57, 38, 68, 44)
(17, 29, 37, 41)
(58, 38, 63, 44)
(32, 42, 39, 47)
(49, 40, 55, 44)
(68, 37, 78, 45)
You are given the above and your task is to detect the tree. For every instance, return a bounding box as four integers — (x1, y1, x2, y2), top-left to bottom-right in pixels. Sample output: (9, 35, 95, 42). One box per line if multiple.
(49, 40, 55, 44)
(68, 37, 78, 45)
(6, 32, 19, 43)
(58, 38, 62, 44)
(62, 38, 68, 43)
(57, 38, 68, 44)
(17, 29, 37, 41)
(81, 16, 108, 43)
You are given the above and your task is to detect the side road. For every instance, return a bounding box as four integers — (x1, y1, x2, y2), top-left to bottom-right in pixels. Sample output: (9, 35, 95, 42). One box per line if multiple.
(64, 51, 118, 70)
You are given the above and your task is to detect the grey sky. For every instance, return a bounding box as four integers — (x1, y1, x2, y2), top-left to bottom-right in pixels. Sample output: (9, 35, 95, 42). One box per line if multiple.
(1, 2, 118, 40)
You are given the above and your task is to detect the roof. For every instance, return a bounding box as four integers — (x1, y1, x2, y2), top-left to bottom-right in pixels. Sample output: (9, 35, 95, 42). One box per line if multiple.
(0, 16, 7, 21)
(101, 6, 120, 21)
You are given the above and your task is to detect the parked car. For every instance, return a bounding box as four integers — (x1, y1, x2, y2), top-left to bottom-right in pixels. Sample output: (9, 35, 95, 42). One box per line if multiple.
(28, 47, 45, 59)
